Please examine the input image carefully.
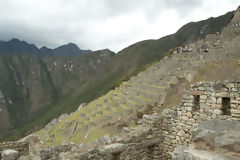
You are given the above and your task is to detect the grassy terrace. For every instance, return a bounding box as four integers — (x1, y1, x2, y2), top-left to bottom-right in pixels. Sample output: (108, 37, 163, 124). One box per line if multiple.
(34, 61, 163, 146)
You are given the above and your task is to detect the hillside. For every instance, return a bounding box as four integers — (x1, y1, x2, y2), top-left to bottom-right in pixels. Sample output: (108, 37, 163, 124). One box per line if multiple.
(24, 6, 240, 160)
(0, 49, 116, 139)
(34, 19, 240, 146)
(0, 11, 235, 141)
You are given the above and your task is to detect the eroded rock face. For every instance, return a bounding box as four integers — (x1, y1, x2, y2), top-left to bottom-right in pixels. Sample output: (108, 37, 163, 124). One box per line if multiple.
(172, 146, 238, 160)
(192, 120, 240, 153)
(1, 149, 19, 160)
(172, 120, 240, 160)
(99, 143, 128, 155)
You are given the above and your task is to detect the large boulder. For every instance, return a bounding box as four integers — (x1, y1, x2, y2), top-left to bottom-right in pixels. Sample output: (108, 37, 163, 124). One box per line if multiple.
(172, 145, 187, 160)
(1, 149, 19, 160)
(186, 146, 237, 160)
(192, 120, 240, 153)
(172, 145, 238, 160)
(99, 143, 128, 155)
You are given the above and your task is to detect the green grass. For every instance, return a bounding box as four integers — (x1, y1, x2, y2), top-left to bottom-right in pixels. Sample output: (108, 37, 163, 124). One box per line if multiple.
(111, 61, 157, 89)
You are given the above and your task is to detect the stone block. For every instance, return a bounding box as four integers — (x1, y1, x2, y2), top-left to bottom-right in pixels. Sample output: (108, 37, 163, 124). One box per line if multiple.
(185, 107, 192, 112)
(177, 111, 182, 116)
(232, 88, 238, 92)
(181, 116, 189, 121)
(186, 112, 192, 118)
(99, 143, 128, 155)
(216, 98, 222, 104)
(211, 93, 216, 96)
(191, 91, 203, 95)
(226, 83, 235, 88)
(200, 95, 207, 100)
(209, 97, 217, 104)
(216, 92, 228, 97)
(184, 103, 194, 107)
(231, 114, 240, 117)
(230, 109, 240, 114)
(230, 104, 237, 109)
(231, 100, 240, 104)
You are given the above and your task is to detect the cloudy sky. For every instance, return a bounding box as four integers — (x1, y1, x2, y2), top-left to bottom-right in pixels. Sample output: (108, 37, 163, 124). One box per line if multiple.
(0, 0, 239, 52)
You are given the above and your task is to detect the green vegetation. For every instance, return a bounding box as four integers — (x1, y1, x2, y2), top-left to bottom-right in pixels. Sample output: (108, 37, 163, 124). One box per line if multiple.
(1, 11, 234, 141)
(112, 61, 157, 89)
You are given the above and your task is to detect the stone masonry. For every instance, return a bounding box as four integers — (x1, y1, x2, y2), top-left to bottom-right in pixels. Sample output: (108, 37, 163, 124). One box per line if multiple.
(38, 80, 240, 160)
(161, 80, 240, 159)
(40, 114, 164, 160)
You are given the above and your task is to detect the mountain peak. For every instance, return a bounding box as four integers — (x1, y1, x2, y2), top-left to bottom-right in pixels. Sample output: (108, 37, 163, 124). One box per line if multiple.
(53, 43, 91, 56)
(9, 38, 21, 42)
(0, 39, 92, 56)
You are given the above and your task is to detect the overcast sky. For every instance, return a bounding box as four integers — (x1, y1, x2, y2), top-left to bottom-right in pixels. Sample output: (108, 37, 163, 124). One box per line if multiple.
(0, 0, 239, 52)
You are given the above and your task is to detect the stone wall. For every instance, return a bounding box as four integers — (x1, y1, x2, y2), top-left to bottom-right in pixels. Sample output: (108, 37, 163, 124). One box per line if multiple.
(39, 80, 240, 160)
(40, 144, 77, 160)
(161, 80, 240, 159)
(40, 113, 164, 160)
(0, 142, 29, 159)
(76, 138, 161, 160)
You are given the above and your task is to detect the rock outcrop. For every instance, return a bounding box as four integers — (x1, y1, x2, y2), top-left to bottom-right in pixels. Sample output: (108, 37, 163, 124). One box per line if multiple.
(172, 120, 240, 160)
(1, 149, 19, 160)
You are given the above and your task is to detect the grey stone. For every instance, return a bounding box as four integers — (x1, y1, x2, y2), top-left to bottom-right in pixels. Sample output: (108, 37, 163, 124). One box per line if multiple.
(98, 135, 111, 144)
(171, 145, 187, 160)
(58, 114, 69, 121)
(78, 103, 87, 111)
(78, 153, 89, 160)
(1, 149, 19, 160)
(183, 146, 238, 160)
(213, 109, 223, 115)
(192, 120, 240, 153)
(99, 143, 128, 155)
(49, 119, 58, 125)
(214, 130, 240, 153)
(192, 120, 240, 142)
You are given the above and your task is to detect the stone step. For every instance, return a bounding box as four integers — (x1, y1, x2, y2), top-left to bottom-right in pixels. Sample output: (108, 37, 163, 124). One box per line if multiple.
(113, 92, 140, 108)
(127, 87, 159, 100)
(112, 95, 138, 110)
(105, 99, 124, 115)
(120, 94, 142, 107)
(119, 103, 134, 114)
(129, 83, 167, 94)
(103, 105, 117, 116)
(137, 70, 171, 79)
(112, 95, 133, 108)
(123, 90, 149, 105)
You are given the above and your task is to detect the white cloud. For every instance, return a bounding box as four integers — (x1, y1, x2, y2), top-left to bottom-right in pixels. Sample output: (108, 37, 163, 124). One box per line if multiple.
(0, 0, 238, 52)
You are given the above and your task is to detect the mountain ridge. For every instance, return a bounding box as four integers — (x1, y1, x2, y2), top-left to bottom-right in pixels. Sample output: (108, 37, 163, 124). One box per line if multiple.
(24, 6, 240, 160)
(0, 38, 92, 56)
(0, 10, 235, 141)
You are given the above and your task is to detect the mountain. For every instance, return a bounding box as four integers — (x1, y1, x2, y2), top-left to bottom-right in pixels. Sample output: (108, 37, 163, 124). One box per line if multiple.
(1, 11, 235, 140)
(114, 11, 234, 72)
(0, 49, 115, 139)
(0, 39, 92, 56)
(23, 6, 240, 159)
(0, 38, 39, 55)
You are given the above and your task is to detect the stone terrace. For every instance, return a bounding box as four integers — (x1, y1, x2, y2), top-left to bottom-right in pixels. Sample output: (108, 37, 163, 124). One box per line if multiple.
(55, 80, 240, 160)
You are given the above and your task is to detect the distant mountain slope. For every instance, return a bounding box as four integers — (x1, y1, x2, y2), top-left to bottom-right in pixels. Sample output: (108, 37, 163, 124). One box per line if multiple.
(115, 11, 234, 71)
(0, 39, 92, 56)
(1, 11, 234, 140)
(1, 49, 115, 139)
(33, 8, 240, 148)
